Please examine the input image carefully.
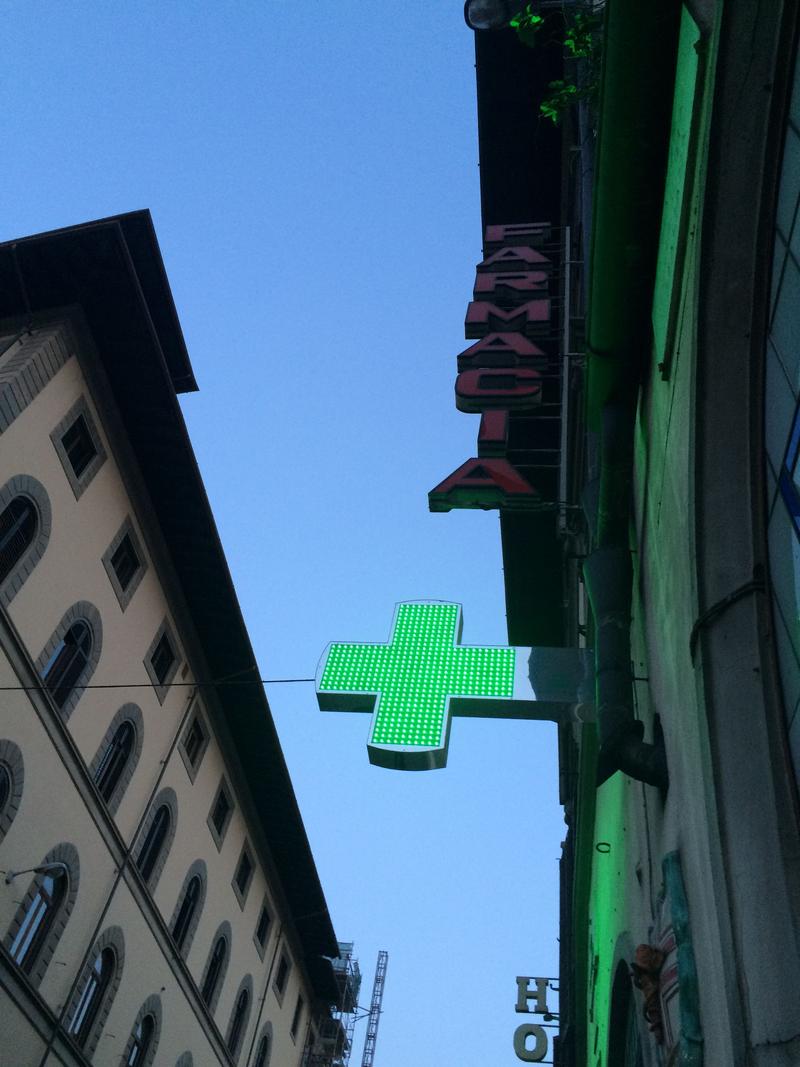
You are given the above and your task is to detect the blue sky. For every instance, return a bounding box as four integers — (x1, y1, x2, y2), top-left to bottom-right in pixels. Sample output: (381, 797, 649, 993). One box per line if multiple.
(3, 3, 563, 1063)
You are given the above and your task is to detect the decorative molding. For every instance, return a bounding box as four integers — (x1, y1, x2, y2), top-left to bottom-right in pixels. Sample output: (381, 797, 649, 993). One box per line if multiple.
(168, 859, 207, 959)
(0, 326, 73, 434)
(49, 395, 107, 501)
(101, 516, 147, 612)
(143, 617, 182, 705)
(0, 738, 24, 841)
(134, 787, 178, 893)
(0, 474, 52, 607)
(198, 920, 231, 1018)
(66, 925, 125, 1060)
(119, 992, 162, 1067)
(3, 842, 80, 988)
(231, 840, 255, 910)
(87, 704, 144, 816)
(206, 776, 235, 852)
(225, 973, 254, 1063)
(178, 701, 210, 783)
(253, 1022, 273, 1067)
(35, 600, 103, 721)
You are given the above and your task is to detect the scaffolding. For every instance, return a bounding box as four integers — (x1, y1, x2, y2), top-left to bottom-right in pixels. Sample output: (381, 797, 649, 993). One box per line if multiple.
(360, 951, 388, 1067)
(305, 946, 389, 1067)
(306, 942, 362, 1067)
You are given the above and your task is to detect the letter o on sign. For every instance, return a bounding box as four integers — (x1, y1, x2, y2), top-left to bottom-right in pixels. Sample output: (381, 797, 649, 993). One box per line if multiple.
(513, 1023, 548, 1062)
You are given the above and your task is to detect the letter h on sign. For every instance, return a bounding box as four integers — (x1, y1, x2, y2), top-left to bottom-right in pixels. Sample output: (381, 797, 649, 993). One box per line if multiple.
(514, 977, 552, 1064)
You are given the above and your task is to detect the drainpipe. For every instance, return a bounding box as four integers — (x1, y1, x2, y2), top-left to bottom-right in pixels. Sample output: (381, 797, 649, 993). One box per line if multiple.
(583, 404, 667, 789)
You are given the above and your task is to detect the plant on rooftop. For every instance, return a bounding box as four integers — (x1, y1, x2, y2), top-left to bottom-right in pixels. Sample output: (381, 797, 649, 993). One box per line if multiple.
(509, 3, 603, 124)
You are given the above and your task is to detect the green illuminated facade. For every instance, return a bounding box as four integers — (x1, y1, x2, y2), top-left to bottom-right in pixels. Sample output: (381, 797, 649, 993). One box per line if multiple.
(468, 1, 800, 1065)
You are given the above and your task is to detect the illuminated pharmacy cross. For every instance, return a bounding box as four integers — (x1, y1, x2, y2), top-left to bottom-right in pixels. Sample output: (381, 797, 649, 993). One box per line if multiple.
(316, 601, 593, 771)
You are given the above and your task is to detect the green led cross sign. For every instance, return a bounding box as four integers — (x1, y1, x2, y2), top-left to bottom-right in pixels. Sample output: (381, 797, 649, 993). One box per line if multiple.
(316, 601, 594, 770)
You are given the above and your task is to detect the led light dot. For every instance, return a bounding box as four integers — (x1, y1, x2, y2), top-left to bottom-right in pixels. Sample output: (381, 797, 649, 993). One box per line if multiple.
(319, 603, 515, 749)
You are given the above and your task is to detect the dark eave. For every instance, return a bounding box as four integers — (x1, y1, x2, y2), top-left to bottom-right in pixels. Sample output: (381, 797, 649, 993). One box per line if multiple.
(0, 213, 339, 968)
(472, 27, 564, 647)
(474, 27, 562, 239)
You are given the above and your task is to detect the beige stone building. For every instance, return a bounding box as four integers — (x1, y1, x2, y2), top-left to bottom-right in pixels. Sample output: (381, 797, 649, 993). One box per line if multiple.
(0, 212, 342, 1066)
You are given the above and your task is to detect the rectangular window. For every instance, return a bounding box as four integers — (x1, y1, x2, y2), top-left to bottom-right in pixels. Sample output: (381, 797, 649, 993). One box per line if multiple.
(207, 778, 234, 850)
(61, 416, 97, 478)
(255, 903, 271, 949)
(232, 845, 254, 907)
(184, 717, 206, 767)
(51, 397, 107, 500)
(109, 534, 139, 591)
(274, 953, 291, 1000)
(211, 790, 231, 835)
(102, 519, 146, 611)
(290, 994, 304, 1041)
(144, 620, 181, 704)
(150, 634, 175, 685)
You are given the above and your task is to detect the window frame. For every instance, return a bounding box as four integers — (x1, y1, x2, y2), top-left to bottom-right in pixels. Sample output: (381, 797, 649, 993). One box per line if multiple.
(88, 704, 143, 816)
(199, 921, 231, 1016)
(168, 859, 207, 958)
(179, 705, 210, 782)
(225, 975, 254, 1062)
(134, 787, 178, 892)
(207, 777, 235, 850)
(273, 950, 291, 1005)
(0, 476, 51, 608)
(101, 518, 147, 611)
(231, 841, 255, 909)
(65, 925, 124, 1059)
(143, 619, 181, 704)
(0, 739, 24, 842)
(253, 896, 272, 960)
(120, 994, 162, 1067)
(35, 601, 103, 721)
(289, 992, 305, 1043)
(50, 396, 107, 500)
(3, 843, 80, 986)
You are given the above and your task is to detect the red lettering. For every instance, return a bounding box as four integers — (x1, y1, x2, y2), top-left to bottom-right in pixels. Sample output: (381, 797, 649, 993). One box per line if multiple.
(483, 223, 551, 250)
(465, 299, 551, 339)
(428, 458, 539, 513)
(455, 368, 542, 412)
(473, 271, 549, 302)
(477, 246, 552, 272)
(478, 410, 509, 457)
(457, 333, 546, 371)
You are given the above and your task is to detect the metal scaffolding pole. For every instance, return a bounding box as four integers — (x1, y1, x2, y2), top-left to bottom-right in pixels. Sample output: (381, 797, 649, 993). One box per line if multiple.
(361, 951, 388, 1067)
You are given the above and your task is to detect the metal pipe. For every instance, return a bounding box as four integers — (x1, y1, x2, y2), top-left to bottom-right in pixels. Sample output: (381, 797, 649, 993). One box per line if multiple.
(583, 405, 668, 790)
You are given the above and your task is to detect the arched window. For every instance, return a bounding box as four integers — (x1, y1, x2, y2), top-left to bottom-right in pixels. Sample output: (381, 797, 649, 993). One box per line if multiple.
(89, 704, 143, 816)
(254, 1030, 271, 1067)
(94, 720, 135, 803)
(172, 875, 201, 952)
(126, 1013, 155, 1065)
(68, 946, 115, 1046)
(121, 994, 162, 1067)
(3, 843, 79, 986)
(8, 867, 67, 974)
(136, 805, 170, 883)
(42, 620, 92, 710)
(0, 476, 51, 607)
(201, 936, 227, 1007)
(0, 737, 24, 844)
(36, 602, 102, 721)
(226, 976, 252, 1060)
(0, 496, 36, 582)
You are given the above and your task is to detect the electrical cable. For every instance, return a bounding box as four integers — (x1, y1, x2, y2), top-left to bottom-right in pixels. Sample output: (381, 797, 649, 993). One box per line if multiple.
(0, 677, 316, 693)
